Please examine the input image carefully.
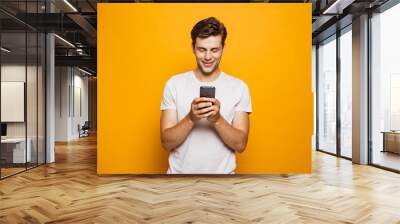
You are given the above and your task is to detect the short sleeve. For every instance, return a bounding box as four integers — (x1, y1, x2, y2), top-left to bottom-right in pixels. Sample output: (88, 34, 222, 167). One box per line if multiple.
(160, 79, 177, 110)
(235, 81, 252, 113)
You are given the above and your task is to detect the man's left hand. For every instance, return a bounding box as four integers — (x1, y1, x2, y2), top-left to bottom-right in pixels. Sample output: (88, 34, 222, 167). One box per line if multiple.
(203, 98, 221, 123)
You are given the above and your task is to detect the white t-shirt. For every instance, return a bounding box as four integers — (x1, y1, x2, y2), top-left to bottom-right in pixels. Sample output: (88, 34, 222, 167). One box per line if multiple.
(160, 70, 252, 174)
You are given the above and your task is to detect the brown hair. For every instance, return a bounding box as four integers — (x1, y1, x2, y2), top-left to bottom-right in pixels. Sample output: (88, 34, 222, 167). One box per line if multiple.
(191, 17, 227, 47)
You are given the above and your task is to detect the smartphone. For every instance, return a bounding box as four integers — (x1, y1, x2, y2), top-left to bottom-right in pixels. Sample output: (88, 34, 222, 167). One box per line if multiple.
(200, 86, 215, 98)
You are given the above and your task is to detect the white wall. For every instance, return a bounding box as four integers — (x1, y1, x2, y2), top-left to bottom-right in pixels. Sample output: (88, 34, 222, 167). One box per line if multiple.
(1, 65, 39, 137)
(76, 70, 89, 139)
(55, 67, 70, 141)
(55, 67, 89, 141)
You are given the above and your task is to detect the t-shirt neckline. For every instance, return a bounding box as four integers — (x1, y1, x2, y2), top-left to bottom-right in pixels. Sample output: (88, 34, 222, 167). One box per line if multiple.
(191, 70, 224, 85)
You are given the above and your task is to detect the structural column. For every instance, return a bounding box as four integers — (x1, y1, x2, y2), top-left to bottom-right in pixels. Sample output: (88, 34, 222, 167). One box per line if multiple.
(46, 1, 55, 163)
(352, 14, 369, 164)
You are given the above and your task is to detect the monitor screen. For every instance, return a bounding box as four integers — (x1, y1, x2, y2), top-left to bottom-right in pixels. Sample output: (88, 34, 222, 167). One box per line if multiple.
(1, 123, 7, 137)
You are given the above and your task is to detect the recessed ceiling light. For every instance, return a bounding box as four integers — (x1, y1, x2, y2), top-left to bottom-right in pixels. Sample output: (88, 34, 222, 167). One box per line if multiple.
(322, 0, 355, 15)
(63, 0, 78, 12)
(77, 67, 93, 76)
(1, 47, 11, 53)
(54, 34, 75, 48)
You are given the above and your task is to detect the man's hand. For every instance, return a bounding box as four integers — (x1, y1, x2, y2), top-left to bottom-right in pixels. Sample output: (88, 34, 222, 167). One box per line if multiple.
(204, 98, 221, 123)
(186, 97, 250, 153)
(188, 97, 214, 122)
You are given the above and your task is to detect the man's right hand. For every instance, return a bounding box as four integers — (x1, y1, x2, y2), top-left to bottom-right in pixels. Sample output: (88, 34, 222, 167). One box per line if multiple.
(188, 97, 214, 122)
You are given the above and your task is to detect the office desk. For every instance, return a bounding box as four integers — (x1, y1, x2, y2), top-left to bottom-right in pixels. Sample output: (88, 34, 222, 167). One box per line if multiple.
(381, 131, 400, 154)
(1, 138, 31, 164)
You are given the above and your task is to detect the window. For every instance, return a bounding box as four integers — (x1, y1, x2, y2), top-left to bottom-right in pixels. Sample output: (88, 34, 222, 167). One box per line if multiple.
(371, 2, 400, 171)
(317, 36, 337, 154)
(339, 28, 352, 158)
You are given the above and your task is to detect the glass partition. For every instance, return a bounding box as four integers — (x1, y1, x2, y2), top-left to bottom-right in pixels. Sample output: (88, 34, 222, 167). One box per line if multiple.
(1, 30, 28, 177)
(0, 1, 46, 179)
(27, 30, 38, 169)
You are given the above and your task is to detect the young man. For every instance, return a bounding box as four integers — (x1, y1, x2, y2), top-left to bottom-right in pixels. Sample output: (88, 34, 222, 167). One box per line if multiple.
(160, 17, 252, 174)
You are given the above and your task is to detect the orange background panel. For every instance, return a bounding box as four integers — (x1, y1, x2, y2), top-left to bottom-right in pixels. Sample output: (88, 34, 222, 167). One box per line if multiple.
(97, 3, 312, 174)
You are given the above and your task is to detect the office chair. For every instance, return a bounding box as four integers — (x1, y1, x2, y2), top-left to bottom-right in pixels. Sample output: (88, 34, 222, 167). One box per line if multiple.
(79, 121, 90, 138)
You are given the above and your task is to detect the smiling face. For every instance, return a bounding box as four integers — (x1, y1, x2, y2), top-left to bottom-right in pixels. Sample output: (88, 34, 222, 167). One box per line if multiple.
(192, 35, 224, 76)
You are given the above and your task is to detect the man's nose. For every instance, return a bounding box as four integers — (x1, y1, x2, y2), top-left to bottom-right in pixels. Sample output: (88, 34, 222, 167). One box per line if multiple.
(205, 51, 211, 60)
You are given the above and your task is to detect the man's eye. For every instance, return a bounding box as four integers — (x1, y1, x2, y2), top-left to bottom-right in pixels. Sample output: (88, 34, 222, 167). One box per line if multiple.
(212, 49, 219, 53)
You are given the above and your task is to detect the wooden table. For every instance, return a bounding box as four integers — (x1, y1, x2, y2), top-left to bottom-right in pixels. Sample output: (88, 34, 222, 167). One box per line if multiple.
(381, 131, 400, 154)
(1, 138, 32, 164)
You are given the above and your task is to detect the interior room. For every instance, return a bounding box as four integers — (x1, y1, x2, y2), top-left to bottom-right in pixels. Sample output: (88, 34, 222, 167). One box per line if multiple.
(0, 0, 399, 223)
